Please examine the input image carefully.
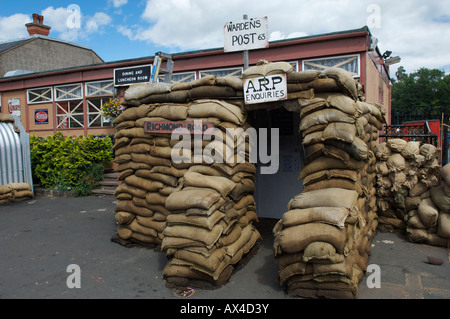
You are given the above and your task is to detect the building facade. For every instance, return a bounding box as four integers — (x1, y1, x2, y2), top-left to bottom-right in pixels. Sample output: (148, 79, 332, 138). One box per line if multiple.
(0, 26, 393, 139)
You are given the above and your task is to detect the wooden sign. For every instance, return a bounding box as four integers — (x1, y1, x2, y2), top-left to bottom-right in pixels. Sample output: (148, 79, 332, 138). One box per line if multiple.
(144, 121, 215, 134)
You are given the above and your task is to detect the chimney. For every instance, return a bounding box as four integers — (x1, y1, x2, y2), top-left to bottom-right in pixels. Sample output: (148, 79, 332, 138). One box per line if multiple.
(25, 14, 51, 36)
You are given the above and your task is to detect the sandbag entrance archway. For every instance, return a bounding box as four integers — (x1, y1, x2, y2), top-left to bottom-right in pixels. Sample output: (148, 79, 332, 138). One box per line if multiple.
(111, 61, 387, 298)
(245, 106, 303, 219)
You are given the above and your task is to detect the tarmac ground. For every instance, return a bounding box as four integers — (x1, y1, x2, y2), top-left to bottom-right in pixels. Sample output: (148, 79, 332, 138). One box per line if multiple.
(0, 195, 449, 300)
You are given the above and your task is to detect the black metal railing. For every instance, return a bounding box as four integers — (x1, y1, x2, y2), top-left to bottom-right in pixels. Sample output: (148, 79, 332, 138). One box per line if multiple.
(391, 107, 450, 125)
(379, 124, 438, 146)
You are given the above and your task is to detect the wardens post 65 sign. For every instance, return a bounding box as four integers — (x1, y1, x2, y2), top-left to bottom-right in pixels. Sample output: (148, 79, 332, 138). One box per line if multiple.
(224, 17, 268, 53)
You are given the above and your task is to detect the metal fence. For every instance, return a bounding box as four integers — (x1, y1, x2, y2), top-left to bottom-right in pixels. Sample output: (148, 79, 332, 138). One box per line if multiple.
(379, 123, 439, 146)
(391, 107, 450, 125)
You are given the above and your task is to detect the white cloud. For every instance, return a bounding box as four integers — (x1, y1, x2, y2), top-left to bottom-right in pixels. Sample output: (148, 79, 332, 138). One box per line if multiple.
(131, 0, 369, 50)
(0, 14, 30, 41)
(111, 0, 128, 8)
(40, 6, 79, 41)
(117, 0, 450, 74)
(269, 31, 308, 42)
(85, 12, 112, 34)
(368, 1, 450, 74)
(40, 6, 112, 41)
(2, 1, 449, 76)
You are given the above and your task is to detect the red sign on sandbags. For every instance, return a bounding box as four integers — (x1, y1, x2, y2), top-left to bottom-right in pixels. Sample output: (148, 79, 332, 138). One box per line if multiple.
(144, 121, 214, 134)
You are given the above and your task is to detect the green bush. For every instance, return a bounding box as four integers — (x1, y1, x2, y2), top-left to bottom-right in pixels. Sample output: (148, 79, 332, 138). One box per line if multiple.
(30, 132, 113, 196)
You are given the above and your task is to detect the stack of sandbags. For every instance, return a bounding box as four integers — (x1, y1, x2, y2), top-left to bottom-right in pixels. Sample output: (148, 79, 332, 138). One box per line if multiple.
(122, 75, 243, 107)
(112, 76, 262, 287)
(272, 67, 384, 299)
(0, 183, 34, 204)
(405, 163, 450, 247)
(162, 168, 261, 288)
(111, 102, 189, 247)
(112, 98, 247, 247)
(273, 189, 376, 299)
(160, 99, 261, 288)
(374, 140, 440, 232)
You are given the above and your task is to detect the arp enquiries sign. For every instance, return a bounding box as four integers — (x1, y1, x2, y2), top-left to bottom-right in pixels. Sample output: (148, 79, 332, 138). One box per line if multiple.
(224, 17, 268, 52)
(244, 74, 287, 104)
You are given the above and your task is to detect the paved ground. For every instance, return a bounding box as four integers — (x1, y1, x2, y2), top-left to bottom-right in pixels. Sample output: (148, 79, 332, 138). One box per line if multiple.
(0, 195, 449, 300)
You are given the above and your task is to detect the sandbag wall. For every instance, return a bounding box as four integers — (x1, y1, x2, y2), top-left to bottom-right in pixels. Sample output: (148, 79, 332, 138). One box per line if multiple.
(428, 164, 450, 246)
(111, 101, 181, 246)
(374, 139, 449, 247)
(112, 76, 261, 288)
(271, 67, 385, 299)
(374, 140, 439, 231)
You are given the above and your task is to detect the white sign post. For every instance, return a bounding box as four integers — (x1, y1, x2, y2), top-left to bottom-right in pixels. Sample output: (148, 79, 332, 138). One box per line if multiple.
(244, 74, 288, 104)
(224, 16, 269, 53)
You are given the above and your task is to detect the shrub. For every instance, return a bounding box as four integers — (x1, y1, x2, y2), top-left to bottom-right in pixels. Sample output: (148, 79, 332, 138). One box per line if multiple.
(30, 133, 113, 195)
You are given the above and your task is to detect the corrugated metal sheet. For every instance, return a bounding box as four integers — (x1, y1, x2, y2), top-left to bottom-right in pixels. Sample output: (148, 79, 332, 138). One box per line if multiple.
(0, 116, 33, 191)
(0, 122, 23, 184)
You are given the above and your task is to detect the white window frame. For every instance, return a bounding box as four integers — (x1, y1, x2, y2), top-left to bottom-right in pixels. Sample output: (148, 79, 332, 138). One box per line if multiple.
(87, 97, 113, 127)
(56, 100, 84, 128)
(287, 61, 299, 72)
(200, 67, 243, 78)
(171, 71, 197, 84)
(54, 83, 83, 101)
(85, 80, 115, 97)
(27, 86, 53, 104)
(302, 54, 360, 78)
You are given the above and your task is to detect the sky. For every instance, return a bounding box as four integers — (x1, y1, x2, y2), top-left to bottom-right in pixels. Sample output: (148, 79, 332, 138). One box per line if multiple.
(0, 0, 449, 78)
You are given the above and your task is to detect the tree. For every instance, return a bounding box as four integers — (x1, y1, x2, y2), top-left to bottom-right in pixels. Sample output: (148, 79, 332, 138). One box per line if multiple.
(391, 67, 450, 122)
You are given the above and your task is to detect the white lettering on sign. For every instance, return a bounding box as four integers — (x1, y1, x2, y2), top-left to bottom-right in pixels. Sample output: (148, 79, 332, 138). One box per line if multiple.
(224, 17, 268, 52)
(244, 74, 287, 104)
(114, 65, 152, 87)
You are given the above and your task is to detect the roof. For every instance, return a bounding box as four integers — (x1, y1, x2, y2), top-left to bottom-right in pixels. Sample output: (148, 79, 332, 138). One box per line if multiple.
(0, 26, 377, 83)
(0, 35, 102, 59)
(0, 38, 30, 54)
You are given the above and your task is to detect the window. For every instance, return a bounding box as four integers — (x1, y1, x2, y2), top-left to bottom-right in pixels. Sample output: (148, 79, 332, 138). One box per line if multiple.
(302, 54, 360, 77)
(87, 97, 113, 127)
(86, 80, 114, 97)
(85, 80, 115, 127)
(54, 83, 83, 101)
(54, 83, 84, 128)
(288, 61, 299, 72)
(200, 67, 243, 78)
(56, 100, 84, 128)
(171, 72, 197, 84)
(27, 87, 53, 104)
